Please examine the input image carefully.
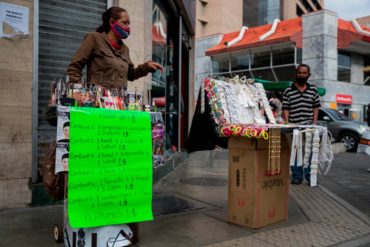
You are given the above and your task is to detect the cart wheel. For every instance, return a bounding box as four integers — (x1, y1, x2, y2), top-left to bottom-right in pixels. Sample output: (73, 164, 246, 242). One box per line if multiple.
(54, 224, 64, 243)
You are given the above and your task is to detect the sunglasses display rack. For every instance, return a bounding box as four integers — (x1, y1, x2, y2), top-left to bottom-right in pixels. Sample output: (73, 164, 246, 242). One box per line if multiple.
(202, 76, 276, 139)
(199, 76, 334, 183)
(49, 79, 144, 110)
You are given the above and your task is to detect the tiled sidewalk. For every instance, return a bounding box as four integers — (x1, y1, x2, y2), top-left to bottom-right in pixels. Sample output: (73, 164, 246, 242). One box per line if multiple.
(207, 184, 370, 247)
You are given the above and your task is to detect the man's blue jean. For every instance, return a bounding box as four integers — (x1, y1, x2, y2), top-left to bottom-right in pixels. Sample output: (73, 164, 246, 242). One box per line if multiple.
(291, 149, 312, 182)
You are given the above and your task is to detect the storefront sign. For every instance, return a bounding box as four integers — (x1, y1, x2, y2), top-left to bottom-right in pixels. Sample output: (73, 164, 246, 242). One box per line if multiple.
(0, 3, 29, 38)
(153, 97, 165, 107)
(336, 94, 352, 104)
(68, 108, 153, 228)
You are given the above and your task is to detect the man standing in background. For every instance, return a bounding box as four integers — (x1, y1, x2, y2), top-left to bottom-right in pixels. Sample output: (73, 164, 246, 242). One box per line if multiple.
(282, 64, 321, 184)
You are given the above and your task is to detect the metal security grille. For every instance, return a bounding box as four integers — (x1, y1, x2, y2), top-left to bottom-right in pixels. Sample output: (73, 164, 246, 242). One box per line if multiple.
(37, 0, 107, 181)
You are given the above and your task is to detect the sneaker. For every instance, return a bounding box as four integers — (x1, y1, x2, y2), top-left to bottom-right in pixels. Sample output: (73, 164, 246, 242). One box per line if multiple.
(291, 178, 302, 185)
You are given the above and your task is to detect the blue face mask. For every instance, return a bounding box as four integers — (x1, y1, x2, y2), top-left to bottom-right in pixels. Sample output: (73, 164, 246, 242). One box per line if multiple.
(112, 22, 130, 39)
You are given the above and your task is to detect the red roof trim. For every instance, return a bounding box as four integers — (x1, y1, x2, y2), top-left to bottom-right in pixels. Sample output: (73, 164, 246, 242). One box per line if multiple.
(206, 37, 292, 56)
(206, 17, 370, 56)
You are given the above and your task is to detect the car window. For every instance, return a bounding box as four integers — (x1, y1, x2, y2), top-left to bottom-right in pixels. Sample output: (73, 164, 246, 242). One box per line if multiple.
(318, 110, 330, 120)
(327, 109, 348, 121)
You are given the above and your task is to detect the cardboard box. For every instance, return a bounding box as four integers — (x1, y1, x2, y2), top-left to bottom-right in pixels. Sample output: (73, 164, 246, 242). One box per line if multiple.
(228, 135, 290, 229)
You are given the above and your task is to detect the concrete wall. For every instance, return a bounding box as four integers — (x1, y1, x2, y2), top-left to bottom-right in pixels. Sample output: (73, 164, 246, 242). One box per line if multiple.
(302, 10, 370, 116)
(302, 9, 337, 106)
(0, 0, 33, 208)
(196, 0, 242, 38)
(302, 9, 338, 86)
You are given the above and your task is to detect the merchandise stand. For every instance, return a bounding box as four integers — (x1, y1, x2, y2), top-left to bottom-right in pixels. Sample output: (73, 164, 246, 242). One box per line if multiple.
(188, 76, 334, 228)
(45, 80, 165, 246)
(53, 108, 163, 246)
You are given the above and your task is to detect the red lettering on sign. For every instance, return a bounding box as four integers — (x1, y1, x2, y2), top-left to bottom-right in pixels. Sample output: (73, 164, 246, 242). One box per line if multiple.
(336, 94, 352, 104)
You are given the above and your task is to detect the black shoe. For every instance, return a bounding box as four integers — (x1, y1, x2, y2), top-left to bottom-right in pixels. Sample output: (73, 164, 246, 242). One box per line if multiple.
(291, 178, 302, 185)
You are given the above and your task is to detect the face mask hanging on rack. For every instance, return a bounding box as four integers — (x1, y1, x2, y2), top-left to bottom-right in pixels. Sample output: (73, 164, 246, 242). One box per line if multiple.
(289, 126, 333, 186)
(310, 129, 320, 186)
(290, 129, 303, 168)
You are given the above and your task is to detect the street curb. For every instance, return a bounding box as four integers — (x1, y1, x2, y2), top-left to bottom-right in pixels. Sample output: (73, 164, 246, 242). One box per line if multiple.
(319, 185, 370, 226)
(329, 233, 370, 247)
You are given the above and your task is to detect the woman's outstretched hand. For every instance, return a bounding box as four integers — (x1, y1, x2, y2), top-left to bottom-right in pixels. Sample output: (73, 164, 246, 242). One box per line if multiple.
(147, 61, 164, 73)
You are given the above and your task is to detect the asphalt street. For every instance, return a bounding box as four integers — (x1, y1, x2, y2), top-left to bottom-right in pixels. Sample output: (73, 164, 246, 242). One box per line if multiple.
(319, 152, 370, 217)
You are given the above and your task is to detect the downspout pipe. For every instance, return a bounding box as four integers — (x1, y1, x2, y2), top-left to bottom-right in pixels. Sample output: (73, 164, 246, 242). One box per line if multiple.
(259, 19, 280, 41)
(227, 26, 248, 47)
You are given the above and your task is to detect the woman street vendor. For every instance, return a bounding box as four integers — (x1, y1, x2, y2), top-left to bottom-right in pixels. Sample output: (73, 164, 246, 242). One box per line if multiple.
(67, 6, 163, 90)
(66, 6, 163, 244)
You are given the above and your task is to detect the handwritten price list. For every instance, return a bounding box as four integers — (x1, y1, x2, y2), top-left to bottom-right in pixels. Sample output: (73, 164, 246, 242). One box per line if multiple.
(68, 107, 153, 228)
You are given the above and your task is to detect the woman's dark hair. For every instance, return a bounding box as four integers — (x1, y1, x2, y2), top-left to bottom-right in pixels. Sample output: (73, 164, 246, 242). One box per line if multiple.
(62, 153, 69, 160)
(96, 7, 127, 33)
(63, 121, 70, 128)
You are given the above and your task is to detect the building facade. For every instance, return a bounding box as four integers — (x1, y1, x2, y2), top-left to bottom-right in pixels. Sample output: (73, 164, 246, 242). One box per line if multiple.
(283, 0, 324, 21)
(243, 0, 324, 27)
(195, 0, 324, 102)
(196, 0, 324, 38)
(358, 15, 370, 27)
(204, 10, 370, 121)
(0, 0, 195, 208)
(196, 0, 243, 39)
(195, 0, 243, 99)
(0, 0, 34, 209)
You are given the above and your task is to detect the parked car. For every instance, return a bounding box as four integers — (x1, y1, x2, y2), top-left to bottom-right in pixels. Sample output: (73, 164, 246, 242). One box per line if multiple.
(318, 108, 370, 152)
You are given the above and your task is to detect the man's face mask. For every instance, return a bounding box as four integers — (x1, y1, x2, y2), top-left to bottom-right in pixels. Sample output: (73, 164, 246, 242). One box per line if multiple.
(296, 77, 308, 85)
(112, 22, 130, 39)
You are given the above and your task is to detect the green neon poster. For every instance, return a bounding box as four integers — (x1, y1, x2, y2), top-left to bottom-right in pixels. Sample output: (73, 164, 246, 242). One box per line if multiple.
(68, 107, 153, 228)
